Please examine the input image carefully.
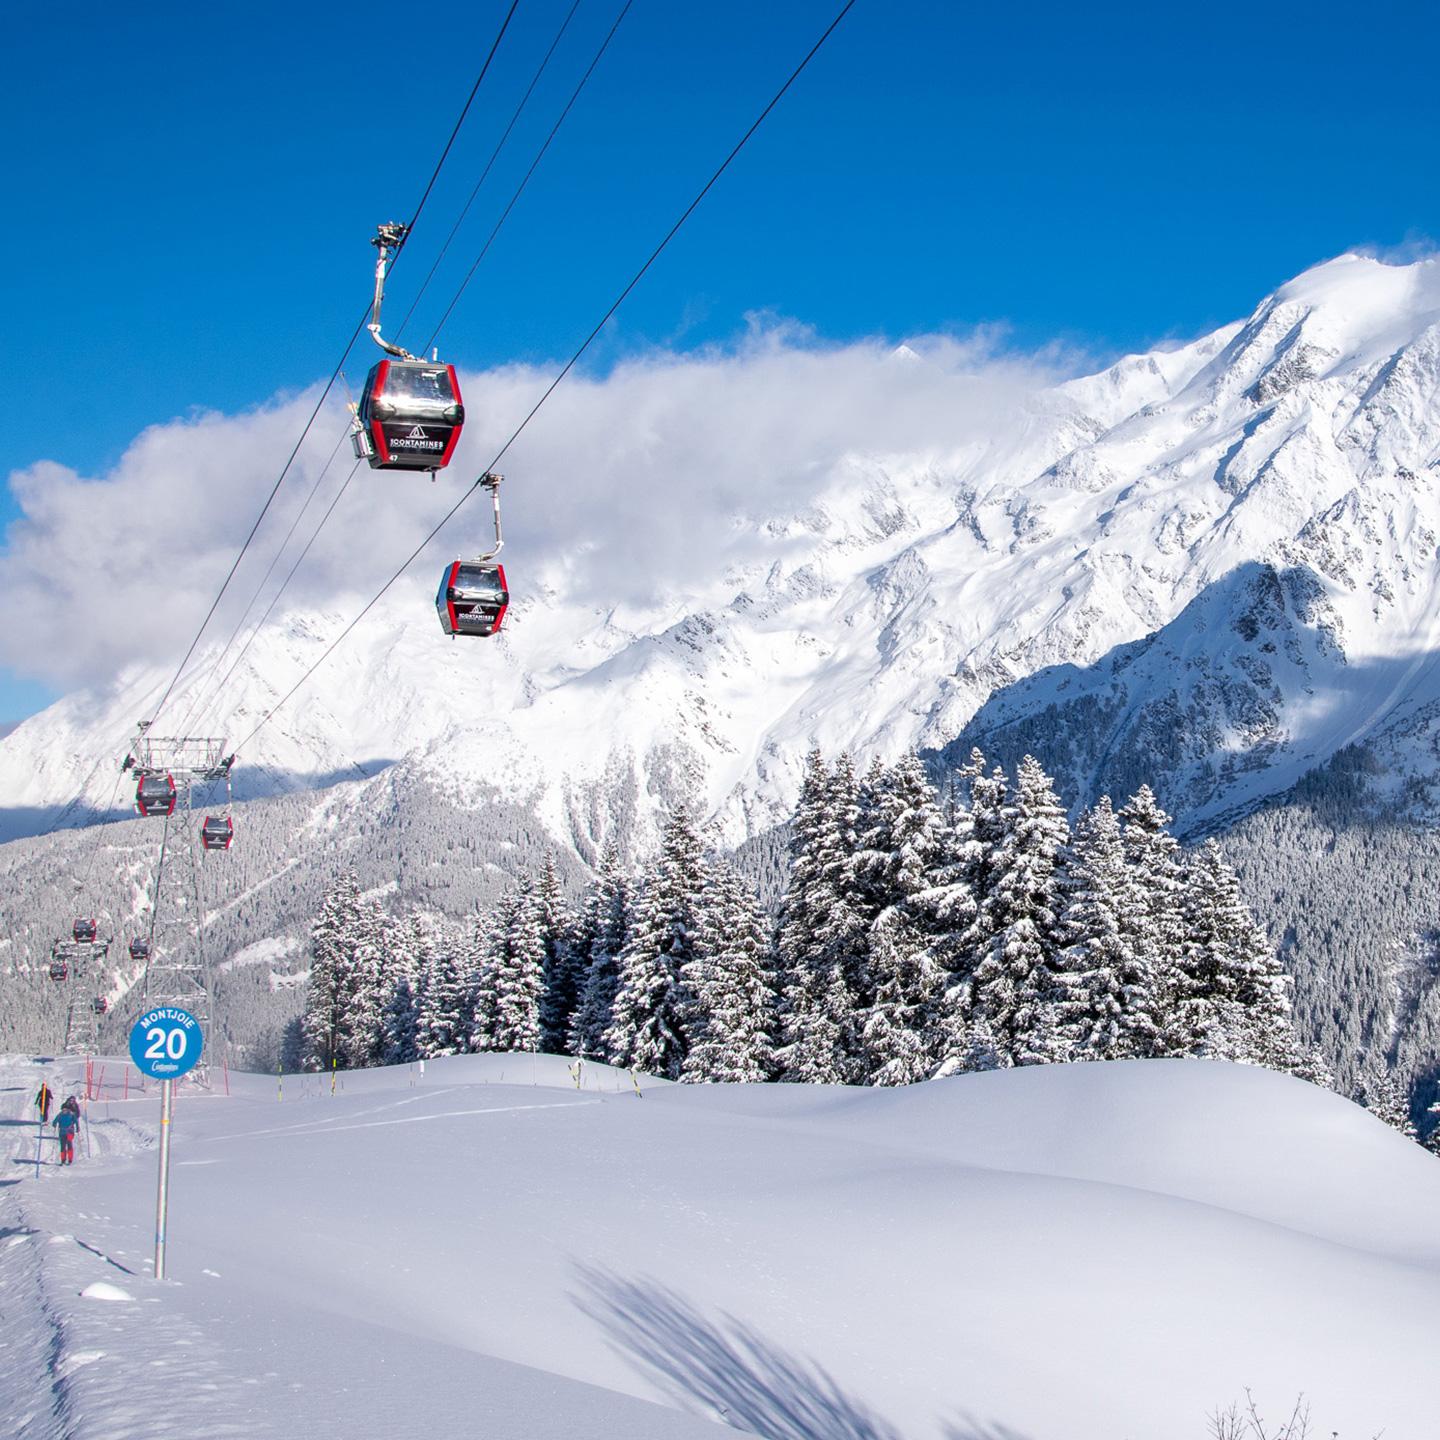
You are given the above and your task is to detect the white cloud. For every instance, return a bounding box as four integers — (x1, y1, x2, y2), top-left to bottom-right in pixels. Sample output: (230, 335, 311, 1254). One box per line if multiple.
(0, 325, 1067, 689)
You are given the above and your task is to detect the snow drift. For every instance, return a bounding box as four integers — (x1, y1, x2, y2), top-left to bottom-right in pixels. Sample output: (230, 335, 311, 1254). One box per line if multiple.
(2, 1052, 1436, 1439)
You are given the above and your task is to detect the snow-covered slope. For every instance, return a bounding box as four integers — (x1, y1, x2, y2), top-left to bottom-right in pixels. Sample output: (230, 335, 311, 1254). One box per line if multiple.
(6, 252, 1440, 849)
(3, 1053, 1437, 1439)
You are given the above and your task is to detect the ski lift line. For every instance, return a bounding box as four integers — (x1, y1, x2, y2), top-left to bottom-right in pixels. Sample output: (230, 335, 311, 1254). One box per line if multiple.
(395, 0, 586, 343)
(143, 309, 371, 733)
(229, 0, 860, 756)
(400, 0, 524, 252)
(145, 4, 525, 732)
(174, 426, 356, 737)
(423, 0, 634, 355)
(187, 458, 366, 732)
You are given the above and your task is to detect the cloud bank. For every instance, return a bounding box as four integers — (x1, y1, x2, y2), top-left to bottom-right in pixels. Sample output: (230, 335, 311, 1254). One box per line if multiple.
(0, 326, 1069, 691)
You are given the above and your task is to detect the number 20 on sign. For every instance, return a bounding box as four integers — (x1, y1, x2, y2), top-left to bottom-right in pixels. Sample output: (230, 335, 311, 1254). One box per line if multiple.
(129, 1007, 204, 1079)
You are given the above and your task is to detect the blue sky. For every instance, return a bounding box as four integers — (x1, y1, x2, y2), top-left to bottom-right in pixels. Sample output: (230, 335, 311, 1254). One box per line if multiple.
(5, 0, 1438, 722)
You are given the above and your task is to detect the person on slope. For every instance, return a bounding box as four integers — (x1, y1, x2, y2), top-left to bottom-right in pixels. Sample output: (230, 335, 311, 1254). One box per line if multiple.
(54, 1105, 79, 1166)
(35, 1081, 53, 1124)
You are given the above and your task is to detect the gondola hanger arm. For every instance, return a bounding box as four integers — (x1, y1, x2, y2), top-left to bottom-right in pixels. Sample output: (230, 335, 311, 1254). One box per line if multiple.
(368, 221, 419, 361)
(474, 471, 504, 561)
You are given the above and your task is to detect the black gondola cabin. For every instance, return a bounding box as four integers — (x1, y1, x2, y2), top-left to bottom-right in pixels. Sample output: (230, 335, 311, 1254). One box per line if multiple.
(129, 937, 150, 962)
(200, 815, 233, 851)
(436, 562, 508, 638)
(48, 961, 68, 981)
(92, 997, 108, 1015)
(73, 918, 96, 943)
(353, 360, 464, 472)
(136, 772, 177, 817)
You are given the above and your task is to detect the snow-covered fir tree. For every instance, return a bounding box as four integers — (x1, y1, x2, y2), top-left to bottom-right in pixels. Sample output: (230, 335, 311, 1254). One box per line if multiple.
(341, 892, 394, 1069)
(1050, 796, 1159, 1062)
(966, 756, 1070, 1067)
(484, 875, 547, 1054)
(534, 856, 583, 1054)
(1176, 839, 1307, 1074)
(681, 860, 777, 1083)
(1118, 785, 1189, 1055)
(605, 805, 706, 1079)
(416, 928, 473, 1058)
(1355, 1058, 1418, 1140)
(380, 911, 436, 1065)
(568, 845, 630, 1062)
(300, 870, 365, 1071)
(774, 751, 867, 1083)
(853, 755, 953, 1084)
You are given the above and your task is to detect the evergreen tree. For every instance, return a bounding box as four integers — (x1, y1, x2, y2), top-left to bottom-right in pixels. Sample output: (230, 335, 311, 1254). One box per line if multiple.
(854, 755, 953, 1084)
(535, 856, 583, 1054)
(416, 929, 473, 1058)
(1357, 1061, 1418, 1140)
(1051, 796, 1160, 1061)
(605, 806, 706, 1079)
(682, 861, 778, 1083)
(967, 756, 1069, 1066)
(1176, 840, 1305, 1073)
(301, 871, 364, 1071)
(487, 875, 547, 1053)
(774, 751, 867, 1083)
(932, 749, 997, 1071)
(568, 845, 631, 1061)
(342, 893, 394, 1069)
(381, 911, 434, 1065)
(1119, 786, 1189, 1055)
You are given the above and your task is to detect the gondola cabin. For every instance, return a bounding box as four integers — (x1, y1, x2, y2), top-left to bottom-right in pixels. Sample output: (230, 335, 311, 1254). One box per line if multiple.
(129, 937, 150, 962)
(92, 997, 108, 1015)
(200, 815, 234, 851)
(48, 960, 68, 981)
(136, 772, 177, 817)
(353, 360, 464, 472)
(72, 918, 96, 943)
(436, 562, 508, 638)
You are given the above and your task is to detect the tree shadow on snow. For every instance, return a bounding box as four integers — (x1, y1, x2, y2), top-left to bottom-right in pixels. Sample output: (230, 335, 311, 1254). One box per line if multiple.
(573, 1265, 1033, 1440)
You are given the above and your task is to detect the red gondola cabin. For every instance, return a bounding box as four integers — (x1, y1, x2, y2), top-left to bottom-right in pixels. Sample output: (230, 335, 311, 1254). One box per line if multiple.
(352, 360, 464, 472)
(48, 960, 68, 981)
(129, 937, 150, 962)
(92, 997, 108, 1015)
(72, 918, 97, 943)
(200, 815, 233, 851)
(136, 772, 177, 817)
(436, 562, 508, 638)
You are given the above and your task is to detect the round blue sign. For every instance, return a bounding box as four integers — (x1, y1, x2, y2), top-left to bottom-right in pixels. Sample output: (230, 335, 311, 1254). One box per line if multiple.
(129, 1007, 204, 1079)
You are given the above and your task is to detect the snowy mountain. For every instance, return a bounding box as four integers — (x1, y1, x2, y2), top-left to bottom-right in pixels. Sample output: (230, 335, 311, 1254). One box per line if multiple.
(5, 253, 1440, 857)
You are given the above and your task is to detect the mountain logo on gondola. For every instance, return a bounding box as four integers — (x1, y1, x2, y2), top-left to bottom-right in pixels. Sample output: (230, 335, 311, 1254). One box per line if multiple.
(407, 426, 428, 439)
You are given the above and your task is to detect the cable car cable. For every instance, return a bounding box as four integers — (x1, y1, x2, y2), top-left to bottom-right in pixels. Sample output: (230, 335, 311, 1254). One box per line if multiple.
(188, 2, 624, 727)
(395, 0, 585, 344)
(229, 0, 859, 757)
(145, 1, 525, 731)
(192, 458, 365, 722)
(174, 427, 354, 736)
(424, 0, 632, 355)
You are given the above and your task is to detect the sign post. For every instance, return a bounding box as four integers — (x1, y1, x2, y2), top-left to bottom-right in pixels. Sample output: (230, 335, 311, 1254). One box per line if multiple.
(129, 1007, 204, 1281)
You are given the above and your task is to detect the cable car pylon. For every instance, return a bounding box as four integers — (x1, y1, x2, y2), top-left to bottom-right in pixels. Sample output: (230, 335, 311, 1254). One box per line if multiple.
(437, 472, 508, 638)
(350, 223, 466, 475)
(127, 723, 235, 1084)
